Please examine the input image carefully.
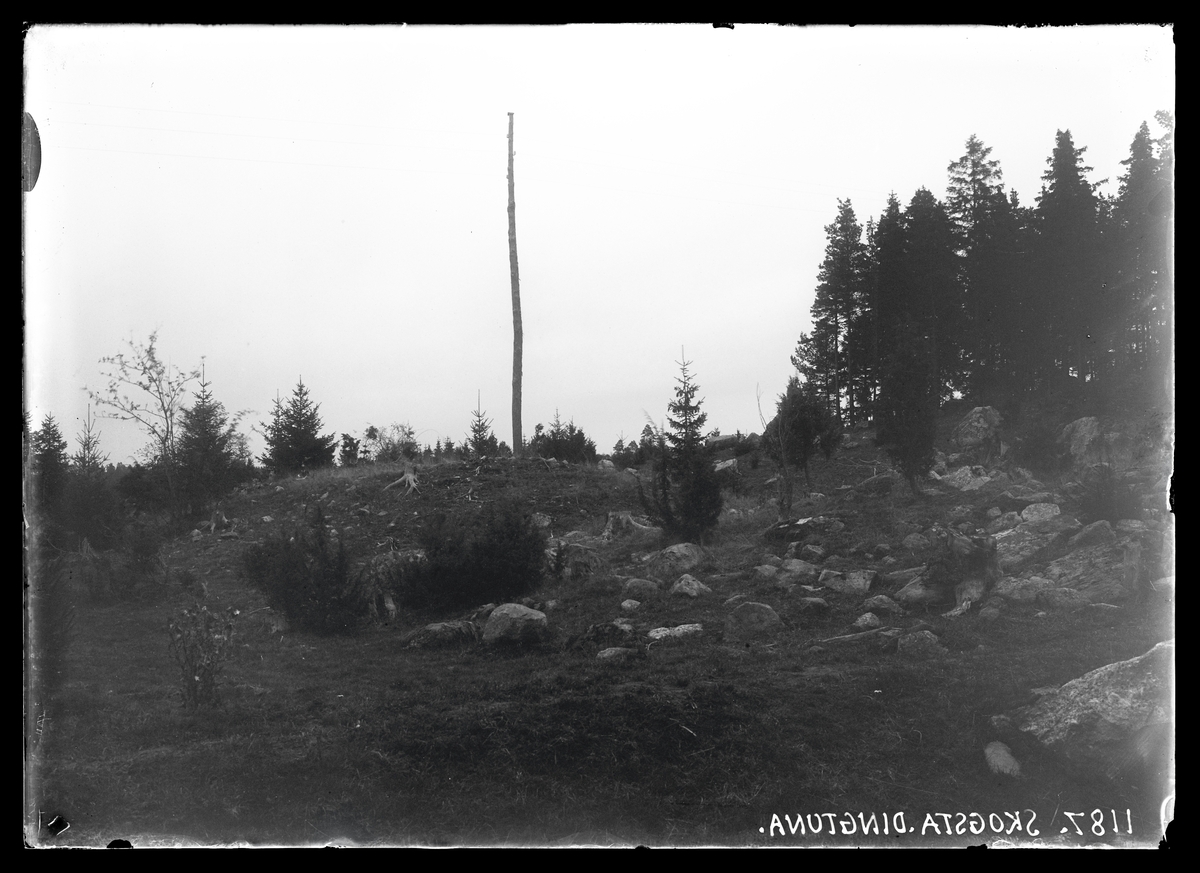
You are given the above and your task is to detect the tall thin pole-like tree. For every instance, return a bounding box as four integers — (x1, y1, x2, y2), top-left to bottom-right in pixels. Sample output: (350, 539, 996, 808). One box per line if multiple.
(507, 112, 523, 457)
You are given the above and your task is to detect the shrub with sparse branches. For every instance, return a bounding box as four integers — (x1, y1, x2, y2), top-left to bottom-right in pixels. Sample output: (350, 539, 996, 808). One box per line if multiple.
(167, 603, 239, 710)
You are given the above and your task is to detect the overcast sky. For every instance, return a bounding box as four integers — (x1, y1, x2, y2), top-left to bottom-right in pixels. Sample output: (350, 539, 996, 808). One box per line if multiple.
(23, 24, 1174, 466)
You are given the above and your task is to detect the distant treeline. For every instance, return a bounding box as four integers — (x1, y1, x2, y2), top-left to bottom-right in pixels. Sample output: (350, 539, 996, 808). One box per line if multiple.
(793, 117, 1174, 422)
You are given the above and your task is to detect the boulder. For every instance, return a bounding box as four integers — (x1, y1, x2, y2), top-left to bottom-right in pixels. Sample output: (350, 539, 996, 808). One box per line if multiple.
(902, 533, 931, 551)
(403, 620, 481, 649)
(1037, 587, 1093, 612)
(647, 543, 704, 576)
(999, 640, 1173, 782)
(897, 630, 948, 658)
(853, 612, 882, 629)
(1058, 417, 1138, 472)
(622, 578, 661, 600)
(621, 599, 641, 612)
(531, 512, 553, 533)
(951, 406, 1003, 451)
(714, 458, 739, 475)
(1020, 502, 1061, 523)
(707, 433, 740, 450)
(994, 514, 1082, 574)
(797, 597, 830, 612)
(724, 602, 783, 641)
(1032, 537, 1146, 603)
(799, 544, 826, 562)
(574, 620, 635, 649)
(482, 604, 549, 645)
(671, 574, 712, 598)
(598, 459, 616, 470)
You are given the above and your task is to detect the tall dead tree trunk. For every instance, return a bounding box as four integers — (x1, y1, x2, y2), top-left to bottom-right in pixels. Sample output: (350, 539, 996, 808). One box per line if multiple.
(507, 112, 523, 457)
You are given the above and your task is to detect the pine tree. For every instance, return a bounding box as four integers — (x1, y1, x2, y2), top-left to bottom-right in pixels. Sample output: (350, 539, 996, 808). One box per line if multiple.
(338, 434, 361, 467)
(259, 379, 337, 475)
(902, 187, 962, 400)
(808, 199, 868, 421)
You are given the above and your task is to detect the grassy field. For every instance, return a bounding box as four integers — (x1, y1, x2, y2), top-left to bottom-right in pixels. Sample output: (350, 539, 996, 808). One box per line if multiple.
(25, 424, 1174, 847)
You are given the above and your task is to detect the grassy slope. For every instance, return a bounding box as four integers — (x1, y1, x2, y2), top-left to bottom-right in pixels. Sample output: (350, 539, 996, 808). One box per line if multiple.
(27, 419, 1174, 847)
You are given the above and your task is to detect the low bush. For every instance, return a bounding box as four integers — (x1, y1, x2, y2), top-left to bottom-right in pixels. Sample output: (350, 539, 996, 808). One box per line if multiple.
(241, 506, 370, 635)
(392, 501, 547, 612)
(167, 603, 239, 710)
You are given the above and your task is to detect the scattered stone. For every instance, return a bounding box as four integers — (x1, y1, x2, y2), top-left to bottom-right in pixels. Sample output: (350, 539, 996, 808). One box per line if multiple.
(894, 574, 942, 605)
(797, 597, 830, 612)
(1035, 537, 1146, 603)
(853, 612, 882, 629)
(598, 459, 616, 471)
(985, 511, 1023, 535)
(818, 568, 876, 594)
(724, 602, 783, 641)
(993, 576, 1052, 603)
(779, 559, 821, 583)
(275, 485, 285, 493)
(942, 466, 992, 491)
(596, 647, 637, 662)
(897, 630, 948, 658)
(714, 458, 739, 475)
(863, 594, 904, 614)
(671, 574, 712, 598)
(800, 544, 826, 562)
(647, 624, 703, 641)
(575, 620, 634, 649)
(621, 599, 641, 612)
(752, 565, 779, 582)
(482, 604, 549, 645)
(602, 511, 661, 542)
(984, 741, 1022, 778)
(902, 533, 931, 551)
(762, 554, 783, 567)
(978, 605, 1002, 623)
(261, 515, 274, 523)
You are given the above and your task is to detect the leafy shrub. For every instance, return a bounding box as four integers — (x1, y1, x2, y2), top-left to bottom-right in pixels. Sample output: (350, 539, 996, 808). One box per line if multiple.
(241, 506, 370, 635)
(392, 501, 547, 611)
(167, 603, 238, 710)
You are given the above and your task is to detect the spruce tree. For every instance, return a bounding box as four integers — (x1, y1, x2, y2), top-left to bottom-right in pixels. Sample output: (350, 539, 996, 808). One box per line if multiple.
(31, 414, 70, 516)
(875, 324, 938, 495)
(260, 380, 336, 475)
(178, 378, 245, 513)
(764, 376, 841, 491)
(643, 358, 723, 543)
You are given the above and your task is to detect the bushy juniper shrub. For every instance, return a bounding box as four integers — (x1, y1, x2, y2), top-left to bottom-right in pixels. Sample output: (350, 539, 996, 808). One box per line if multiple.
(167, 603, 238, 710)
(392, 501, 547, 612)
(241, 506, 370, 635)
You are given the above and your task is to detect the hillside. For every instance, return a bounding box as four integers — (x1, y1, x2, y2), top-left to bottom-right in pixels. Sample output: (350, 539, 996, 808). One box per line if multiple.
(28, 406, 1174, 847)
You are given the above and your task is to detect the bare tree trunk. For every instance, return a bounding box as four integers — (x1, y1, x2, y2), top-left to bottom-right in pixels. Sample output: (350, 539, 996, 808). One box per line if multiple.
(507, 113, 523, 457)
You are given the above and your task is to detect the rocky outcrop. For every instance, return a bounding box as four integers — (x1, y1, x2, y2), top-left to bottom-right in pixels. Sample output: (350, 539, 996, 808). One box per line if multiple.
(402, 620, 481, 649)
(951, 406, 1002, 453)
(996, 640, 1173, 782)
(994, 513, 1082, 574)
